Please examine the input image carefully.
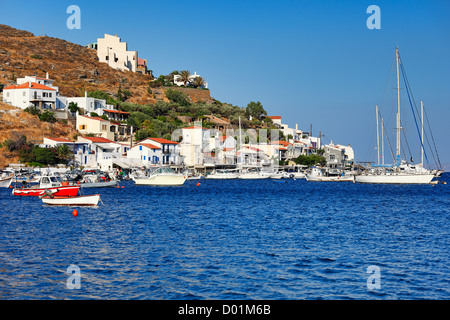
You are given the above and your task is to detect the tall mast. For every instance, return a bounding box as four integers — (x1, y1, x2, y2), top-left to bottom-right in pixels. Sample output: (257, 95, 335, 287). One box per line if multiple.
(421, 101, 424, 165)
(376, 105, 380, 165)
(395, 47, 401, 164)
(239, 116, 243, 166)
(381, 115, 385, 165)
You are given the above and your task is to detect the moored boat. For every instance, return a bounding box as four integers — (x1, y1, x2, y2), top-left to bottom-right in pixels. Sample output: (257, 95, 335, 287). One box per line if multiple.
(133, 167, 187, 186)
(12, 176, 79, 196)
(41, 194, 100, 206)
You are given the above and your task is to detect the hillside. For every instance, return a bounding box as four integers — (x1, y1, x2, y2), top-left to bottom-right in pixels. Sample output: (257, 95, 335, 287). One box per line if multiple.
(0, 24, 213, 105)
(0, 101, 78, 167)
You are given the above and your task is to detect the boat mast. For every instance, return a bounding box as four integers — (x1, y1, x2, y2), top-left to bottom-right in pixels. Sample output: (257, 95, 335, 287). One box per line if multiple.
(239, 116, 243, 167)
(395, 47, 401, 165)
(421, 100, 424, 165)
(376, 105, 380, 165)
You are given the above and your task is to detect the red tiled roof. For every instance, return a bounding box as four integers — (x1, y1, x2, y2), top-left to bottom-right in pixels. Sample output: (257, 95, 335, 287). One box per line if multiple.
(133, 143, 161, 150)
(223, 148, 235, 152)
(272, 140, 292, 146)
(183, 126, 209, 130)
(47, 137, 72, 142)
(103, 109, 130, 115)
(81, 136, 115, 143)
(268, 116, 281, 120)
(80, 115, 109, 122)
(4, 82, 55, 91)
(146, 137, 178, 145)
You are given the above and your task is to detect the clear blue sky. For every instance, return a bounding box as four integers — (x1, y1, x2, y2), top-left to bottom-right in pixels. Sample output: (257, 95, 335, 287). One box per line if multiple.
(1, 0, 449, 169)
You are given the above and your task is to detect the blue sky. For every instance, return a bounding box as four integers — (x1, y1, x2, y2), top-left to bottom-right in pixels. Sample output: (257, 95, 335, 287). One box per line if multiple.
(1, 0, 449, 168)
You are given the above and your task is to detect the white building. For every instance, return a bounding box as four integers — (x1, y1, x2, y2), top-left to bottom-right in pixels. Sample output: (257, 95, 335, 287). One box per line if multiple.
(2, 73, 63, 110)
(173, 71, 208, 89)
(137, 138, 181, 165)
(77, 136, 126, 171)
(177, 126, 211, 167)
(97, 34, 138, 73)
(65, 92, 114, 116)
(127, 143, 162, 167)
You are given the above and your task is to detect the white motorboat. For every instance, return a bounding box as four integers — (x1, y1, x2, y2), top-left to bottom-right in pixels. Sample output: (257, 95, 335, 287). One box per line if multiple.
(133, 167, 187, 186)
(238, 169, 270, 179)
(206, 169, 239, 179)
(41, 194, 100, 206)
(78, 175, 118, 188)
(0, 174, 13, 188)
(354, 48, 441, 184)
(306, 167, 355, 182)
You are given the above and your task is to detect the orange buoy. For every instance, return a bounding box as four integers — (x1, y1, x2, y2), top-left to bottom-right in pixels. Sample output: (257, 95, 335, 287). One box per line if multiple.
(196, 182, 200, 187)
(121, 186, 125, 188)
(72, 209, 78, 217)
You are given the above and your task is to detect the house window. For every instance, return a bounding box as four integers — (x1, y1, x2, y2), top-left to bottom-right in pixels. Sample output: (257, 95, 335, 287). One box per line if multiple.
(49, 93, 52, 97)
(102, 125, 107, 131)
(139, 146, 142, 151)
(106, 56, 109, 60)
(79, 125, 86, 130)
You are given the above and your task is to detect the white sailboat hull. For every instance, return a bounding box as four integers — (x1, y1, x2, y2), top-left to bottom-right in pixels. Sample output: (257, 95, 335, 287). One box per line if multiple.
(238, 174, 269, 179)
(133, 175, 186, 186)
(206, 174, 239, 179)
(306, 175, 355, 182)
(355, 174, 435, 184)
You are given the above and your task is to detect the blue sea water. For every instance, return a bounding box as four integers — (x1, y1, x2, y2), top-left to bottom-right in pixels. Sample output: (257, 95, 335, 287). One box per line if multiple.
(0, 174, 449, 300)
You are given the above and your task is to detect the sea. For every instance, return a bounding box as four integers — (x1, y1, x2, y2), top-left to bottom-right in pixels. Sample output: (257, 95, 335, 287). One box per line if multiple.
(0, 173, 449, 300)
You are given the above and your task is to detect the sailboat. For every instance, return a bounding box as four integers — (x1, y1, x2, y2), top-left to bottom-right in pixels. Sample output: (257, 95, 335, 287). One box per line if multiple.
(355, 48, 440, 184)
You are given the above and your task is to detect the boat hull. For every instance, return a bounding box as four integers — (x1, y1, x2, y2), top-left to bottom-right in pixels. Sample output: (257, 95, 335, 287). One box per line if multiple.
(306, 175, 354, 182)
(12, 186, 80, 197)
(206, 174, 239, 179)
(79, 180, 118, 188)
(134, 175, 186, 186)
(0, 177, 12, 188)
(355, 174, 435, 184)
(42, 194, 100, 206)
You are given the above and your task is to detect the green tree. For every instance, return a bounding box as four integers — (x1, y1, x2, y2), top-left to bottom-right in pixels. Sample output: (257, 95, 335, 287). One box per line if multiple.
(38, 111, 57, 123)
(177, 70, 191, 87)
(294, 154, 326, 167)
(55, 144, 72, 163)
(165, 89, 190, 107)
(245, 101, 267, 121)
(68, 102, 79, 114)
(191, 76, 206, 88)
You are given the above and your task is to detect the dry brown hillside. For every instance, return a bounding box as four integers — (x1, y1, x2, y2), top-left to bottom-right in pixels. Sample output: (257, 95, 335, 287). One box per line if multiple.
(0, 24, 213, 105)
(0, 101, 78, 167)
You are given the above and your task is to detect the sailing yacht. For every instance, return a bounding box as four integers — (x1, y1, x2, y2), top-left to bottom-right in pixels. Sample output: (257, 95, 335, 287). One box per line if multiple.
(355, 48, 440, 184)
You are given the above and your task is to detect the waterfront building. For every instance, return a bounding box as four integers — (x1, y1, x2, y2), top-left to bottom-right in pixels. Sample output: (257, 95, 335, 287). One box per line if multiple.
(137, 138, 181, 165)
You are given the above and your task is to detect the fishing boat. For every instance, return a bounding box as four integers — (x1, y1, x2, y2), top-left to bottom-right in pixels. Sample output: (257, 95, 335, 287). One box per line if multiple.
(238, 168, 270, 179)
(132, 167, 187, 186)
(355, 48, 441, 184)
(41, 194, 100, 206)
(12, 175, 79, 196)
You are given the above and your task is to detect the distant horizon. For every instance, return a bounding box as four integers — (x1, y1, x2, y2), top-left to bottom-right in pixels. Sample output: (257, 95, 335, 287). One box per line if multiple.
(0, 0, 448, 169)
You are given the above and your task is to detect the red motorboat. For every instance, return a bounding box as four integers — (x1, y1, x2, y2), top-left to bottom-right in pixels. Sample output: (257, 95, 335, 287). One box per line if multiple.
(12, 176, 79, 197)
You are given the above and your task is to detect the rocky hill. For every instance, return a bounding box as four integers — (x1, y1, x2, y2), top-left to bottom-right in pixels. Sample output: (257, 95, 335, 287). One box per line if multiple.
(0, 24, 213, 105)
(0, 101, 78, 167)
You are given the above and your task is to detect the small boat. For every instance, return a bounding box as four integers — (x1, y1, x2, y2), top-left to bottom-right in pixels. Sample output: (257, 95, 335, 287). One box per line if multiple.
(133, 167, 187, 186)
(78, 174, 118, 188)
(41, 194, 100, 206)
(206, 169, 239, 179)
(0, 173, 13, 188)
(12, 175, 79, 196)
(306, 167, 355, 182)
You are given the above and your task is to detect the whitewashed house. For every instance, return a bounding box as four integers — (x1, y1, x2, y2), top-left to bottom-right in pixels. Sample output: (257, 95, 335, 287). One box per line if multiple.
(127, 143, 162, 167)
(174, 71, 208, 89)
(77, 136, 125, 171)
(137, 138, 181, 165)
(97, 34, 138, 72)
